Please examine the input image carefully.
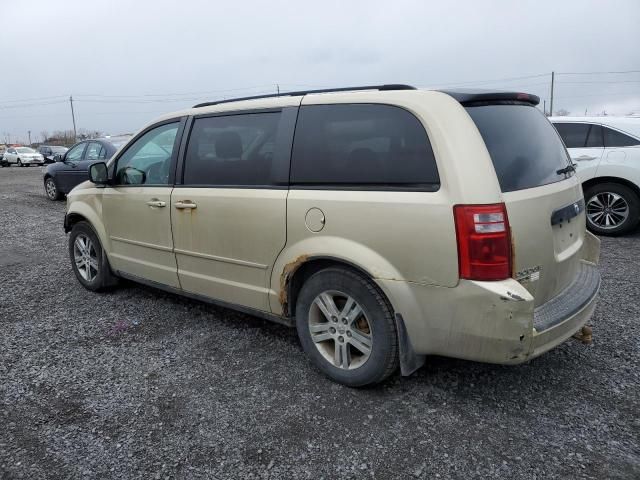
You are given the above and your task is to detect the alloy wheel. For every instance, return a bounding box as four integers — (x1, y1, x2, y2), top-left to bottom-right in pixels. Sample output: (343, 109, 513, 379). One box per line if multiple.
(73, 234, 99, 282)
(586, 192, 630, 230)
(45, 179, 57, 199)
(308, 290, 373, 370)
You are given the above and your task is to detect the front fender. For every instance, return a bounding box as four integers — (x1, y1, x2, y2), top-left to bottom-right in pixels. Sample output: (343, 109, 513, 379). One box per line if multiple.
(65, 190, 110, 255)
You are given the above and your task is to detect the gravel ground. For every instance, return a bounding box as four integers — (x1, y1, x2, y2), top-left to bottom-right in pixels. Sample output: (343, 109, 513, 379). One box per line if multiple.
(1, 166, 639, 479)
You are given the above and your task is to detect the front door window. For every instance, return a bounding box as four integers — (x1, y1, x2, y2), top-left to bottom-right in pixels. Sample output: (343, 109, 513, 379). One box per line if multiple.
(114, 123, 179, 185)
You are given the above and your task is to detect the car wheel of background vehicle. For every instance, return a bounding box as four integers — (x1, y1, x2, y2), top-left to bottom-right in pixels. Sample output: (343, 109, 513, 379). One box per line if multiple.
(68, 221, 118, 291)
(295, 267, 399, 387)
(584, 182, 640, 236)
(17, 159, 22, 167)
(44, 177, 63, 201)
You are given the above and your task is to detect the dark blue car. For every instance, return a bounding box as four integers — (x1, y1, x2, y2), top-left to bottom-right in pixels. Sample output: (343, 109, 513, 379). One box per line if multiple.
(43, 136, 131, 200)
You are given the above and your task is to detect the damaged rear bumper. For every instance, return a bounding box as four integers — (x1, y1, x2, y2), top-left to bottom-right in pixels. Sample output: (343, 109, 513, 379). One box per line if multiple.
(377, 258, 600, 371)
(529, 261, 600, 359)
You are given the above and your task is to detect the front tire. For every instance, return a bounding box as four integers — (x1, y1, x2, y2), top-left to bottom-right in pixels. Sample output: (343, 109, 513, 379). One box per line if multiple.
(295, 267, 399, 387)
(44, 177, 63, 200)
(585, 183, 640, 236)
(17, 159, 23, 167)
(69, 221, 118, 291)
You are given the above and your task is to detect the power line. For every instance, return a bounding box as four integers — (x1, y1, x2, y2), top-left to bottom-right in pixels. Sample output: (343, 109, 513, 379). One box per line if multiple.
(557, 70, 640, 75)
(0, 100, 67, 110)
(555, 79, 640, 85)
(430, 73, 549, 88)
(556, 91, 640, 99)
(73, 84, 287, 100)
(0, 95, 67, 105)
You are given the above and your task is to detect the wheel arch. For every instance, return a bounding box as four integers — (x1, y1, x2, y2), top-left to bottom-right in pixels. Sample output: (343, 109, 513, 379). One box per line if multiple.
(64, 205, 110, 256)
(583, 176, 640, 200)
(282, 255, 425, 377)
(285, 256, 376, 318)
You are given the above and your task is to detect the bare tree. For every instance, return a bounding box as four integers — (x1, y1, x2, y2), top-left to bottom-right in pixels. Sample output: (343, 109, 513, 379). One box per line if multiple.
(40, 131, 49, 143)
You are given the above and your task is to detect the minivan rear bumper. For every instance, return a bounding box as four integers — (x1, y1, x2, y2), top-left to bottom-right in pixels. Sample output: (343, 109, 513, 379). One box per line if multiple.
(529, 261, 600, 359)
(377, 253, 600, 368)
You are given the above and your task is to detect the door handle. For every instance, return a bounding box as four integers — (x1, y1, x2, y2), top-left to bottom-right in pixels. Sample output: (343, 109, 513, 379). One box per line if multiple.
(146, 199, 166, 208)
(174, 200, 197, 210)
(575, 155, 596, 161)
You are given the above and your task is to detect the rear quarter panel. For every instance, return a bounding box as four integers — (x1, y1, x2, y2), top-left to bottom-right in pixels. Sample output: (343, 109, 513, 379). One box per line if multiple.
(269, 90, 508, 315)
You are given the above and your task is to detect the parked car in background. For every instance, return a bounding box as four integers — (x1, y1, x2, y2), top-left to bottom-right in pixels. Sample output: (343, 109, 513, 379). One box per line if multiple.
(551, 116, 640, 235)
(2, 146, 45, 166)
(43, 136, 131, 200)
(39, 145, 69, 164)
(64, 86, 600, 387)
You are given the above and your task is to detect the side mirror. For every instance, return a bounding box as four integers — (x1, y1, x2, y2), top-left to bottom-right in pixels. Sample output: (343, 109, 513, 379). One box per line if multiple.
(54, 154, 63, 162)
(89, 162, 109, 184)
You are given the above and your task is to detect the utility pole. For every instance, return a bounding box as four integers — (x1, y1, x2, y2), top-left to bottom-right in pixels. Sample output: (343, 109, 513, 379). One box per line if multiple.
(549, 71, 555, 117)
(69, 95, 77, 142)
(28, 130, 31, 145)
(276, 84, 280, 96)
(543, 100, 547, 116)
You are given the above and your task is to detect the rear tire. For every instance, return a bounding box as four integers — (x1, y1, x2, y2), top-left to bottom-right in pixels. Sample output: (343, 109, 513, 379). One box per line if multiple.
(69, 221, 118, 291)
(295, 267, 399, 387)
(584, 182, 640, 236)
(17, 159, 22, 167)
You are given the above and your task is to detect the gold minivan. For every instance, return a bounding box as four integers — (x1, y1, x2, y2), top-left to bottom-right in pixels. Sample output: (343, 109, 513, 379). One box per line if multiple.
(64, 85, 601, 386)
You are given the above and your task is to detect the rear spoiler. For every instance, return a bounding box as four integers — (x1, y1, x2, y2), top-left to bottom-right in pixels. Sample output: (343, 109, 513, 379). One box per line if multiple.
(439, 89, 540, 106)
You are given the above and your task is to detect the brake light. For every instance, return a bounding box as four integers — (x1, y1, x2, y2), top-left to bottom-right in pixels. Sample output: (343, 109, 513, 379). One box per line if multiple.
(453, 203, 512, 281)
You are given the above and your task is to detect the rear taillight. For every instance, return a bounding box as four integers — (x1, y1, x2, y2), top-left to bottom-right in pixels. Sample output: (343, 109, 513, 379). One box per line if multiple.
(453, 203, 512, 281)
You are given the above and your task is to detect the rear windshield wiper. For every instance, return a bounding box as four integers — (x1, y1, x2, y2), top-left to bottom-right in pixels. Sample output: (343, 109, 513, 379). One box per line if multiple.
(556, 163, 576, 176)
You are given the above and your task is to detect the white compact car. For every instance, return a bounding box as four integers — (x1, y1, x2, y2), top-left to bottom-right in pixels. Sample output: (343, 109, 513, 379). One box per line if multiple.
(551, 116, 640, 235)
(3, 147, 45, 167)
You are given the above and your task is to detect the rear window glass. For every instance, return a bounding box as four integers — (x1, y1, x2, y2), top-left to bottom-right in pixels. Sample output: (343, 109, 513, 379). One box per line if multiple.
(553, 123, 590, 148)
(586, 125, 604, 147)
(603, 127, 640, 148)
(291, 104, 439, 189)
(553, 123, 604, 148)
(466, 105, 571, 192)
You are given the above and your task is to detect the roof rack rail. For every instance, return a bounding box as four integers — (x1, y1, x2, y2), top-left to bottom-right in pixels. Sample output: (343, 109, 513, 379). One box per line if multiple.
(192, 84, 416, 108)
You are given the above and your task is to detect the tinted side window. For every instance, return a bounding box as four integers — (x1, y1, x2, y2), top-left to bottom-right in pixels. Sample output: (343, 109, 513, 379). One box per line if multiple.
(603, 127, 640, 148)
(585, 125, 604, 148)
(290, 104, 439, 188)
(553, 123, 590, 148)
(183, 112, 281, 186)
(115, 123, 179, 185)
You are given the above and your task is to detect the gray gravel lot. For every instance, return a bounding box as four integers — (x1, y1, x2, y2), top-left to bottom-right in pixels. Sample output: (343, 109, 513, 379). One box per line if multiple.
(0, 166, 639, 479)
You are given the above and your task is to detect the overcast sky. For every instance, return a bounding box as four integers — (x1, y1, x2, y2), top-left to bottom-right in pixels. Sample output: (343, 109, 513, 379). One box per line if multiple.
(1, 0, 639, 143)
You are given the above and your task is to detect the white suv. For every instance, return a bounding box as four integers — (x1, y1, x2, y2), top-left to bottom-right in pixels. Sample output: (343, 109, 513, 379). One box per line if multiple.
(551, 116, 640, 235)
(2, 147, 45, 167)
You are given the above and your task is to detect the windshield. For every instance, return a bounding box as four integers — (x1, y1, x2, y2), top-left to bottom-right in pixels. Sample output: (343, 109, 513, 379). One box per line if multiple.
(16, 147, 36, 153)
(466, 104, 572, 192)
